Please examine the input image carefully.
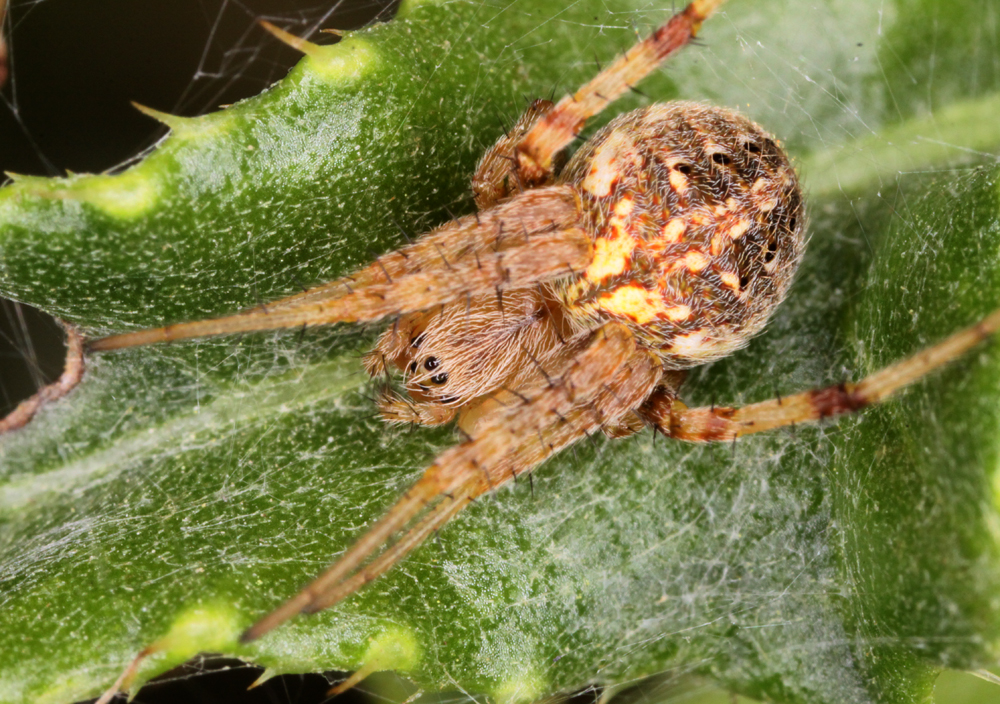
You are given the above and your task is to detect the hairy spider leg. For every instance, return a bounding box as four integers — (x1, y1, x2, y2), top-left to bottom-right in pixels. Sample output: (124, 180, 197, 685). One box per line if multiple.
(639, 308, 1000, 442)
(264, 180, 572, 316)
(516, 0, 729, 184)
(240, 322, 662, 643)
(473, 98, 556, 209)
(307, 354, 656, 617)
(88, 186, 587, 352)
(94, 641, 165, 704)
(0, 323, 84, 434)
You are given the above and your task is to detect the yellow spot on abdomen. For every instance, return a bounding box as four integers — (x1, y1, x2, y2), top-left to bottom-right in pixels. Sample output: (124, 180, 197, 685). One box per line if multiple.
(726, 219, 750, 240)
(720, 271, 741, 290)
(585, 194, 637, 282)
(599, 285, 665, 325)
(710, 233, 724, 256)
(668, 329, 710, 357)
(684, 250, 710, 273)
(661, 218, 686, 243)
(586, 236, 636, 281)
(582, 131, 635, 197)
(614, 195, 635, 218)
(669, 169, 689, 194)
(665, 305, 691, 322)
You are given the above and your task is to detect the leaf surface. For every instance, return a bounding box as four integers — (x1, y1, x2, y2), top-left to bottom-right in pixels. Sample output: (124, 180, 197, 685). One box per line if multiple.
(2, 1, 1000, 703)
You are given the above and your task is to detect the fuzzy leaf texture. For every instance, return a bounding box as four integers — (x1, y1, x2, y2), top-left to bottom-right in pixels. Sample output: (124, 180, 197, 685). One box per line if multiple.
(2, 0, 1000, 702)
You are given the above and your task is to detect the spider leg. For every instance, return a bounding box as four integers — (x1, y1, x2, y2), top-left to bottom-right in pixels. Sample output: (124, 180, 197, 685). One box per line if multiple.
(240, 322, 662, 642)
(361, 310, 434, 378)
(640, 308, 1000, 442)
(302, 483, 477, 616)
(250, 185, 577, 314)
(374, 386, 458, 426)
(93, 641, 165, 704)
(516, 0, 728, 184)
(0, 322, 84, 434)
(89, 186, 586, 351)
(473, 98, 555, 210)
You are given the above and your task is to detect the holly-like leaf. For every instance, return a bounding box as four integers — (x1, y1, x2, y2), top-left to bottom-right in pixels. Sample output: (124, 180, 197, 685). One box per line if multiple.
(2, 1, 1000, 703)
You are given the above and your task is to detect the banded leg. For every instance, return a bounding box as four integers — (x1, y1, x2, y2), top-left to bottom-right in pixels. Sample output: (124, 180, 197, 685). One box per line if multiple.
(240, 322, 662, 642)
(88, 187, 587, 351)
(516, 0, 728, 184)
(640, 309, 1000, 442)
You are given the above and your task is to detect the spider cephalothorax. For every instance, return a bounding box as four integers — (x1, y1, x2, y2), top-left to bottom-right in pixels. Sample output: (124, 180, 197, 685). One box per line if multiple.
(80, 1, 1000, 697)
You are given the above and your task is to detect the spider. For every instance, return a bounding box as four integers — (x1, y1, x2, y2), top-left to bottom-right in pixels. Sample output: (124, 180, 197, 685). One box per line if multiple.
(85, 0, 1000, 699)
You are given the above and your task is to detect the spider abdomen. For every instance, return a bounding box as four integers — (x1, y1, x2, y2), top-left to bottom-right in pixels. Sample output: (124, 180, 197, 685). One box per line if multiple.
(554, 101, 805, 369)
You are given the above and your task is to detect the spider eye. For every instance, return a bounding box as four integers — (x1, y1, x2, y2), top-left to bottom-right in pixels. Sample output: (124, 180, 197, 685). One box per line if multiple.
(711, 153, 732, 166)
(739, 274, 750, 288)
(431, 372, 448, 385)
(424, 356, 440, 371)
(675, 163, 693, 175)
(743, 141, 761, 154)
(408, 361, 418, 374)
(788, 216, 798, 231)
(411, 333, 426, 348)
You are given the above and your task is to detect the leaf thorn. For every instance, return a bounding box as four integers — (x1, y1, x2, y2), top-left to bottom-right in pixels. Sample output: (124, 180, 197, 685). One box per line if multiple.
(259, 21, 323, 57)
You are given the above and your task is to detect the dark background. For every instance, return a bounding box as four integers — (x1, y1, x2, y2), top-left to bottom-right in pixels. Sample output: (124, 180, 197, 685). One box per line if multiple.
(0, 1, 396, 701)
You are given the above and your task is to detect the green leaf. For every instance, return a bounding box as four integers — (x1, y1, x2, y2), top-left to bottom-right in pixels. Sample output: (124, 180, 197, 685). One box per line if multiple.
(2, 1, 1000, 703)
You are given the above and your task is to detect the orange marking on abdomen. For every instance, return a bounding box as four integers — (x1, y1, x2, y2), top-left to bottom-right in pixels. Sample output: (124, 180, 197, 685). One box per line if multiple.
(719, 271, 740, 291)
(613, 195, 635, 218)
(665, 305, 691, 322)
(586, 236, 636, 281)
(669, 169, 689, 194)
(710, 232, 724, 256)
(598, 284, 666, 325)
(726, 219, 750, 240)
(581, 131, 636, 197)
(667, 328, 710, 357)
(585, 195, 637, 282)
(684, 250, 709, 273)
(661, 218, 686, 243)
